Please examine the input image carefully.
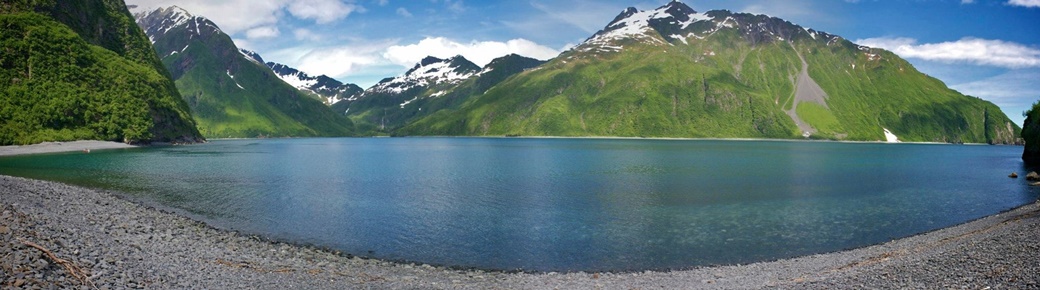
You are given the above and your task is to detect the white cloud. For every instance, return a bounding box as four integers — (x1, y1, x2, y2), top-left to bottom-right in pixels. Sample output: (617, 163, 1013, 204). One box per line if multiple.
(856, 37, 1040, 69)
(287, 0, 359, 23)
(952, 69, 1040, 106)
(951, 69, 1040, 125)
(382, 37, 560, 67)
(127, 0, 286, 35)
(272, 40, 399, 80)
(126, 0, 360, 35)
(378, 0, 389, 6)
(962, 0, 975, 4)
(245, 26, 280, 39)
(1008, 0, 1040, 8)
(293, 28, 322, 41)
(396, 7, 413, 17)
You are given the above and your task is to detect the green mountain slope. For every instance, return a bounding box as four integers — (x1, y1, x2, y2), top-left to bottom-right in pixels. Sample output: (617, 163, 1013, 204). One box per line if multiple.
(135, 7, 354, 138)
(402, 2, 1019, 144)
(0, 0, 203, 145)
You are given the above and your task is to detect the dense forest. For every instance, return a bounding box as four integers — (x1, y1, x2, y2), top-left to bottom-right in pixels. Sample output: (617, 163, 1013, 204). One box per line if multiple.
(0, 0, 202, 145)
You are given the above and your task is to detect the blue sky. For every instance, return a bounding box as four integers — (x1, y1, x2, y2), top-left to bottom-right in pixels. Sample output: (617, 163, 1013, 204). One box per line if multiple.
(127, 0, 1040, 125)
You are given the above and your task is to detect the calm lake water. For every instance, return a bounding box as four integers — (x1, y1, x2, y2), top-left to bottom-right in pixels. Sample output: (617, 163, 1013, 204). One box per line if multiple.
(1, 138, 1036, 272)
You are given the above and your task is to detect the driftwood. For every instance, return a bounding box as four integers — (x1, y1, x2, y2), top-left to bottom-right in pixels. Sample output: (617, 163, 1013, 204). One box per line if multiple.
(19, 238, 95, 288)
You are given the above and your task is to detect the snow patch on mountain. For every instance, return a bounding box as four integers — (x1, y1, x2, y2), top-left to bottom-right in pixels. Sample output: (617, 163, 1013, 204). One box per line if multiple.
(226, 70, 244, 90)
(368, 56, 479, 95)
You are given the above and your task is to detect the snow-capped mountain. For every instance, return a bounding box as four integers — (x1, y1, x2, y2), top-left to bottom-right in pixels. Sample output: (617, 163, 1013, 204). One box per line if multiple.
(579, 0, 837, 53)
(134, 6, 223, 47)
(365, 56, 481, 96)
(398, 0, 1018, 144)
(334, 54, 542, 132)
(134, 6, 356, 138)
(265, 60, 364, 105)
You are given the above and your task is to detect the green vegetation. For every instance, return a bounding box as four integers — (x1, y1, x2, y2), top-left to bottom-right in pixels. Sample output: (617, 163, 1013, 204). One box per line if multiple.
(796, 103, 842, 137)
(0, 0, 202, 145)
(1022, 100, 1040, 163)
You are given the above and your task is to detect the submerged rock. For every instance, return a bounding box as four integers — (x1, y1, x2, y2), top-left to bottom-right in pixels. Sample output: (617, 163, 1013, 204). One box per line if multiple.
(1028, 172, 1040, 181)
(1010, 172, 1019, 178)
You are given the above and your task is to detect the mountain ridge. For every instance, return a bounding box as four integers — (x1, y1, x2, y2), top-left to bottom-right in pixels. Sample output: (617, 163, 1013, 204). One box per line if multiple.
(264, 59, 364, 106)
(400, 0, 1019, 144)
(335, 54, 545, 133)
(135, 6, 355, 138)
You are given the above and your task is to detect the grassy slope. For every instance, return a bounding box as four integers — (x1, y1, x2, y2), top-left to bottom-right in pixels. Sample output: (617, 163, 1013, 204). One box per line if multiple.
(0, 0, 203, 145)
(403, 24, 1019, 144)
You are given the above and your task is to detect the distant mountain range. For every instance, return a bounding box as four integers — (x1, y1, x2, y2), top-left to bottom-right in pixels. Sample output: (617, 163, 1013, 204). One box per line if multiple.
(125, 1, 1017, 144)
(134, 6, 354, 138)
(265, 59, 364, 106)
(329, 54, 545, 132)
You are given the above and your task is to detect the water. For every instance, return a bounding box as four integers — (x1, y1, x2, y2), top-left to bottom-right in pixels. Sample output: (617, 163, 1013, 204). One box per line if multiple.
(0, 138, 1035, 272)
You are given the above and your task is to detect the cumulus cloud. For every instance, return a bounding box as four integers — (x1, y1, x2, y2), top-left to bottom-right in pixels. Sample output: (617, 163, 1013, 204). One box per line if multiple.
(283, 40, 399, 79)
(287, 0, 359, 23)
(855, 37, 1040, 69)
(382, 37, 560, 67)
(245, 26, 280, 39)
(293, 28, 322, 41)
(1008, 0, 1040, 7)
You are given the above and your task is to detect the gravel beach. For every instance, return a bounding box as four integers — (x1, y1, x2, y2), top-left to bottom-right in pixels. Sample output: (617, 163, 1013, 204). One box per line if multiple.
(2, 175, 1037, 289)
(0, 141, 136, 156)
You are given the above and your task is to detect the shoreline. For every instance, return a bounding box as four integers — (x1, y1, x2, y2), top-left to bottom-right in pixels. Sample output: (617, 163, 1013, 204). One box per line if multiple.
(0, 140, 137, 156)
(1, 175, 1038, 288)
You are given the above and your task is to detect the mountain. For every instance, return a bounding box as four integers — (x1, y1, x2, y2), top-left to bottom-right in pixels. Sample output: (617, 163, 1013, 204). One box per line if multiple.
(134, 6, 354, 138)
(334, 55, 477, 131)
(0, 0, 203, 145)
(264, 60, 363, 106)
(402, 1, 1019, 144)
(333, 54, 544, 133)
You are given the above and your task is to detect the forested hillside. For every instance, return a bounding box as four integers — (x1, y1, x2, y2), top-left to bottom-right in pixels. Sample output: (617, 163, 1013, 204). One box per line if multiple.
(0, 0, 203, 145)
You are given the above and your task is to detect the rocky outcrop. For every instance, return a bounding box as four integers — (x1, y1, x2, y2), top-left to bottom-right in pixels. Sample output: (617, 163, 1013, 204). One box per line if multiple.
(1023, 102, 1040, 163)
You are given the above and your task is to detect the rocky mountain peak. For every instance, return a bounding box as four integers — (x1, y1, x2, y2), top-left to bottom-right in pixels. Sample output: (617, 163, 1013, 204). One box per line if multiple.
(135, 6, 222, 45)
(265, 61, 363, 105)
(368, 55, 480, 96)
(577, 1, 842, 53)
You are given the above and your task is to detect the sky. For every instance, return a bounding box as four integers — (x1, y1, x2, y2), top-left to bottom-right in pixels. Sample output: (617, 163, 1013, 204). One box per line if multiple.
(125, 0, 1040, 125)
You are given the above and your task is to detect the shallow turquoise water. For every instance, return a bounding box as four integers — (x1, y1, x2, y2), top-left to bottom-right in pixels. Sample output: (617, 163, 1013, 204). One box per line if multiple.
(0, 138, 1035, 272)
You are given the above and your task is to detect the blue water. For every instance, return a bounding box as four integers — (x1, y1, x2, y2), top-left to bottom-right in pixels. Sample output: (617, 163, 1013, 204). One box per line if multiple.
(0, 138, 1035, 272)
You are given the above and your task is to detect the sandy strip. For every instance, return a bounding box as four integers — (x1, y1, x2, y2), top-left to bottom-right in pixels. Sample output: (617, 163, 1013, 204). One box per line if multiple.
(0, 140, 137, 156)
(1, 175, 1038, 289)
